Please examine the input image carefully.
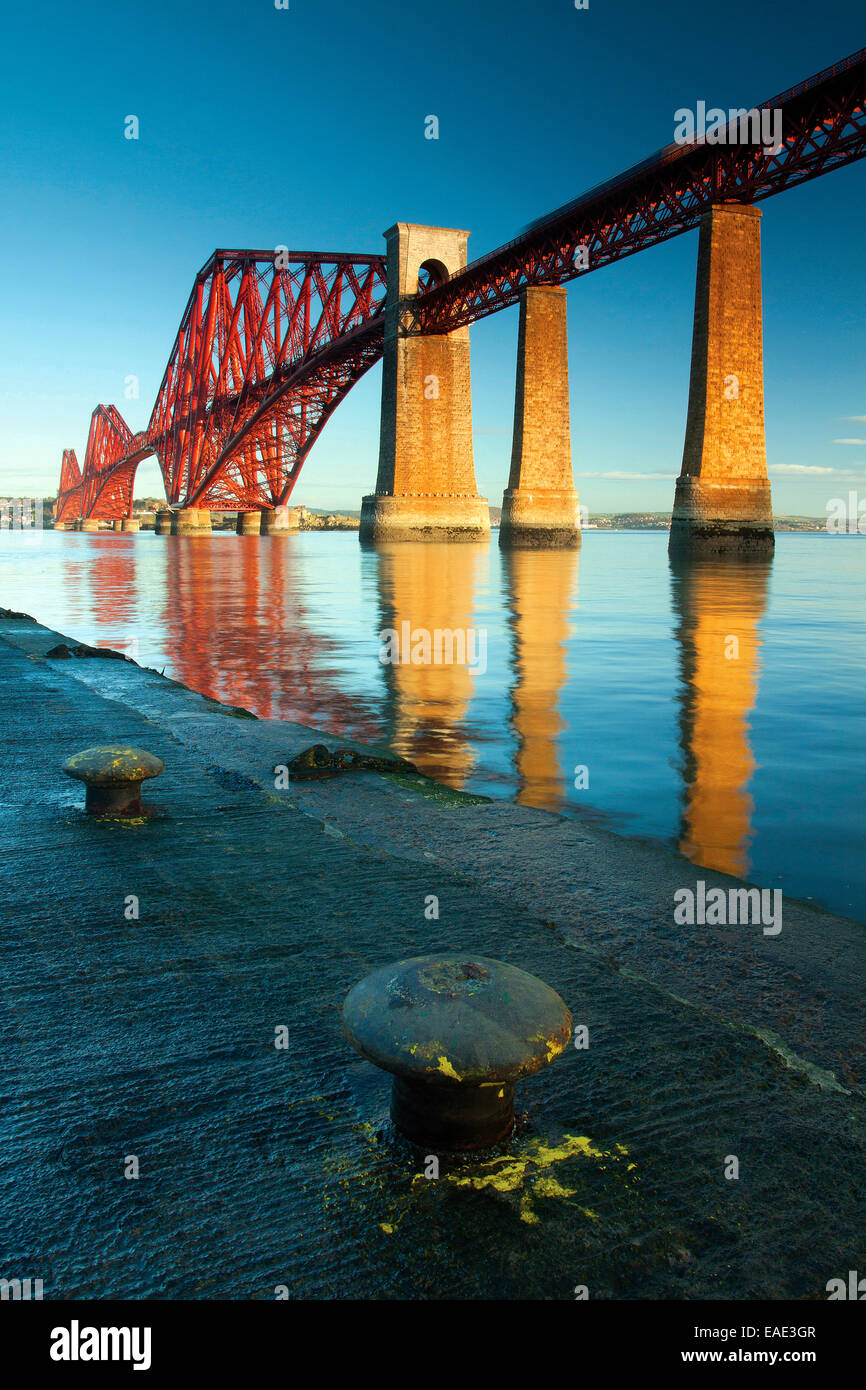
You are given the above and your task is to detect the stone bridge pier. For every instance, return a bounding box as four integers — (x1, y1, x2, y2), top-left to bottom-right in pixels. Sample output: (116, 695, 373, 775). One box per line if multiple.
(359, 224, 490, 544)
(670, 203, 775, 556)
(500, 286, 581, 548)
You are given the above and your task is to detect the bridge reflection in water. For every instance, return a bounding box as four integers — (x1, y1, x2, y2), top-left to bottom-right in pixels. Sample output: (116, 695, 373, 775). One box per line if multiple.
(670, 557, 770, 879)
(371, 544, 581, 808)
(89, 534, 141, 633)
(94, 537, 383, 739)
(82, 532, 770, 883)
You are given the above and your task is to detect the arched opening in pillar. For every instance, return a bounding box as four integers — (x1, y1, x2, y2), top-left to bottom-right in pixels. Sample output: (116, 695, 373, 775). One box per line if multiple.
(417, 259, 450, 293)
(360, 223, 488, 543)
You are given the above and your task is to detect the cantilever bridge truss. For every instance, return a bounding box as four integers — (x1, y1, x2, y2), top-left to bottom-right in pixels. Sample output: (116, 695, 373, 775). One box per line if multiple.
(56, 253, 388, 522)
(57, 46, 866, 522)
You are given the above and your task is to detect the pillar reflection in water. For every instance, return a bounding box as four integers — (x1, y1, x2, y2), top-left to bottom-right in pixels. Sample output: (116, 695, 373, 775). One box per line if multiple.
(371, 543, 487, 788)
(502, 547, 579, 810)
(670, 556, 771, 878)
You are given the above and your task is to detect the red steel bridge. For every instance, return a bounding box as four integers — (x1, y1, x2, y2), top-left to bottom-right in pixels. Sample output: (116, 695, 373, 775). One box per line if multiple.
(56, 46, 866, 524)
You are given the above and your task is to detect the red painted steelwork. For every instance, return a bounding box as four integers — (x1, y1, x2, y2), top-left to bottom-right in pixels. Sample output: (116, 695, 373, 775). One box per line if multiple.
(415, 46, 866, 332)
(57, 252, 386, 520)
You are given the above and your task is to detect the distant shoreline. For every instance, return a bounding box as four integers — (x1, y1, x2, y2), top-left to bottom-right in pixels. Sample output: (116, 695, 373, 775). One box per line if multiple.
(44, 502, 839, 535)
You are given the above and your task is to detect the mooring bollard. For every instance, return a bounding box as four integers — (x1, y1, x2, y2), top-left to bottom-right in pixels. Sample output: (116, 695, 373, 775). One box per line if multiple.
(62, 745, 164, 817)
(342, 954, 572, 1150)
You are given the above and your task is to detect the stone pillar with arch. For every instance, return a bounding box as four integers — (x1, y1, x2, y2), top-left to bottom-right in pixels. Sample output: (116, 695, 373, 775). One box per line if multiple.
(359, 223, 490, 543)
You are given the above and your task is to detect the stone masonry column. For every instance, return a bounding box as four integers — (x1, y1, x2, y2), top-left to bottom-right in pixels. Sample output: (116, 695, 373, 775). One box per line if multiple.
(669, 204, 774, 556)
(499, 286, 581, 548)
(359, 223, 489, 543)
(261, 507, 299, 535)
(121, 518, 140, 532)
(236, 511, 262, 535)
(171, 508, 212, 535)
(154, 508, 173, 535)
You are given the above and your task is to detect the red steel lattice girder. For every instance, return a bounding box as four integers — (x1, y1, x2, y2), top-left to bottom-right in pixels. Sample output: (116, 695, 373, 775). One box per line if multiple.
(414, 46, 866, 332)
(149, 250, 386, 510)
(59, 251, 386, 519)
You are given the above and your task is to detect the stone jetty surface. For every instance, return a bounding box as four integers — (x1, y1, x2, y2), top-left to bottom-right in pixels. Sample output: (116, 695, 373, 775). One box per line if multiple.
(1, 609, 864, 1300)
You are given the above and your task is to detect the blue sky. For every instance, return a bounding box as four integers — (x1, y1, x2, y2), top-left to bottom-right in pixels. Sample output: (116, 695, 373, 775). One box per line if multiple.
(0, 0, 863, 515)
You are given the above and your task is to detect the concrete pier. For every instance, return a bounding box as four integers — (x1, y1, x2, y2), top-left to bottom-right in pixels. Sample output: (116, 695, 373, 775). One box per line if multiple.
(670, 204, 774, 556)
(121, 517, 140, 533)
(171, 507, 212, 536)
(155, 508, 173, 535)
(500, 287, 581, 549)
(112, 519, 124, 532)
(236, 511, 262, 535)
(80, 518, 99, 533)
(261, 506, 299, 535)
(360, 224, 490, 544)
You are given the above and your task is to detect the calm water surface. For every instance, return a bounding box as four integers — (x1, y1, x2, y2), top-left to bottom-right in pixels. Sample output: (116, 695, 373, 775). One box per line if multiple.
(2, 529, 864, 920)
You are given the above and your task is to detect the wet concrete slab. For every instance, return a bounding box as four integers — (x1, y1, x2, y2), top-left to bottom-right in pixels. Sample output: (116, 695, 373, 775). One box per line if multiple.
(1, 612, 864, 1299)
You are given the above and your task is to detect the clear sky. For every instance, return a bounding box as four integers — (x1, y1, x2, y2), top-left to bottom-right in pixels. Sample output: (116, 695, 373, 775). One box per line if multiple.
(0, 0, 864, 515)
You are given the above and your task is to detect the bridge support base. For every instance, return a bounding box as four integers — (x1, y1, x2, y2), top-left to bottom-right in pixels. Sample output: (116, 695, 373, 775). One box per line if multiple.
(121, 518, 140, 533)
(261, 507, 299, 535)
(113, 519, 124, 532)
(499, 287, 581, 550)
(80, 519, 100, 533)
(171, 508, 212, 536)
(236, 511, 262, 535)
(499, 488, 582, 548)
(359, 493, 490, 543)
(154, 509, 173, 535)
(669, 478, 774, 555)
(669, 204, 774, 558)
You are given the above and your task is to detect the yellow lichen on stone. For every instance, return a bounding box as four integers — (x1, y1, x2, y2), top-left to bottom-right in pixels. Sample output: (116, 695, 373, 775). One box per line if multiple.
(527, 1029, 567, 1066)
(442, 1133, 634, 1224)
(519, 1192, 539, 1224)
(435, 1055, 462, 1081)
(532, 1135, 608, 1164)
(533, 1174, 576, 1200)
(359, 1121, 636, 1239)
(450, 1159, 527, 1194)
